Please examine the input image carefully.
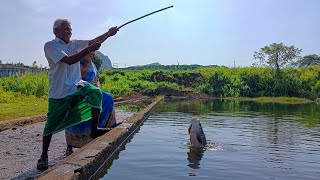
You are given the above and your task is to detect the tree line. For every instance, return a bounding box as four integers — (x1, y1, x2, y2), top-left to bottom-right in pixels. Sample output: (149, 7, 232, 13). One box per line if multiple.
(1, 43, 319, 100)
(253, 42, 320, 76)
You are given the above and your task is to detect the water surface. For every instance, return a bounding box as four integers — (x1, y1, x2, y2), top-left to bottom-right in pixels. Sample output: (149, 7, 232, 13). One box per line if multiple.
(101, 100, 320, 180)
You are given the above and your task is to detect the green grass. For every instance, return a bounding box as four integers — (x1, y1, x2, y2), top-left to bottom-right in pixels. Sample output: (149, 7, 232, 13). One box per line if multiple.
(1, 65, 319, 120)
(0, 89, 48, 121)
(116, 104, 146, 112)
(234, 97, 313, 104)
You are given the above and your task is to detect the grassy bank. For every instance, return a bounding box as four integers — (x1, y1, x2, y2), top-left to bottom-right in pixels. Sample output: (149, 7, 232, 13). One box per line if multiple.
(1, 65, 319, 121)
(0, 89, 48, 121)
(0, 92, 313, 122)
(1, 66, 319, 100)
(99, 66, 320, 99)
(232, 97, 313, 104)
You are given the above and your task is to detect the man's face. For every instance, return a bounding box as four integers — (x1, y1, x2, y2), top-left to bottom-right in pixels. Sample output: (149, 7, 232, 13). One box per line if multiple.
(55, 22, 72, 43)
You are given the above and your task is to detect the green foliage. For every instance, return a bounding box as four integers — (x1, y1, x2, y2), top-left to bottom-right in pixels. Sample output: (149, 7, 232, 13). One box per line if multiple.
(16, 62, 24, 66)
(241, 97, 312, 104)
(97, 66, 317, 99)
(1, 65, 317, 121)
(124, 63, 204, 70)
(253, 43, 302, 76)
(92, 55, 103, 71)
(313, 80, 320, 97)
(99, 69, 183, 97)
(0, 88, 47, 121)
(116, 104, 145, 112)
(1, 66, 319, 101)
(0, 73, 49, 98)
(296, 54, 320, 67)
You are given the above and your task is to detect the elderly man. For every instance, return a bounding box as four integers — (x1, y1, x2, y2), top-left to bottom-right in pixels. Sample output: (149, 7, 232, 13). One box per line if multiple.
(37, 18, 118, 170)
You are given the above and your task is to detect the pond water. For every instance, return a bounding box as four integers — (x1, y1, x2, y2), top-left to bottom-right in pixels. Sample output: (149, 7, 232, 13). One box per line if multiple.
(101, 100, 320, 180)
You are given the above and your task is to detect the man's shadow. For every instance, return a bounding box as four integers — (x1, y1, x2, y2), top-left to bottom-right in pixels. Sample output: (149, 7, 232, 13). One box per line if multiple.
(187, 147, 204, 169)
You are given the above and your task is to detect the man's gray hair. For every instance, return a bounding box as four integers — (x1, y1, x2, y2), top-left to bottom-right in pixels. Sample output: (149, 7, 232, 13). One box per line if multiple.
(53, 18, 71, 30)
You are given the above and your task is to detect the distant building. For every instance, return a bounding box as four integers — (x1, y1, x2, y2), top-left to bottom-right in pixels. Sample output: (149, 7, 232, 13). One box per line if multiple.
(0, 61, 45, 77)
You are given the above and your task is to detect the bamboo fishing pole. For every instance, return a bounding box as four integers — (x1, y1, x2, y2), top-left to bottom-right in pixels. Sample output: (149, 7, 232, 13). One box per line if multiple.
(117, 5, 174, 29)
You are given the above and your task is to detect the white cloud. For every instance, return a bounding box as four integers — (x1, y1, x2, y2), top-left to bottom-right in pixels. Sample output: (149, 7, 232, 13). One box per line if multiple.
(18, 0, 85, 13)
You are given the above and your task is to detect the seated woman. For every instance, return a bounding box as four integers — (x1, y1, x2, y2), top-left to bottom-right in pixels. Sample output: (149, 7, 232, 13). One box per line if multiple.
(65, 51, 118, 156)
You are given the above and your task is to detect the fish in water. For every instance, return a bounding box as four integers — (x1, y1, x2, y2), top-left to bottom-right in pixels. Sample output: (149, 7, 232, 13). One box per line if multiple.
(188, 117, 206, 148)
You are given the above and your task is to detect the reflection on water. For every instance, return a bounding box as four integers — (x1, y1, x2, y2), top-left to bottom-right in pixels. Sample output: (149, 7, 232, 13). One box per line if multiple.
(155, 99, 320, 127)
(186, 141, 223, 170)
(187, 147, 204, 169)
(102, 99, 320, 180)
(89, 125, 143, 179)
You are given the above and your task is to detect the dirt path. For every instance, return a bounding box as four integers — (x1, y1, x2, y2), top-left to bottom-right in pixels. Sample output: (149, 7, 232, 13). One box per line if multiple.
(0, 109, 134, 180)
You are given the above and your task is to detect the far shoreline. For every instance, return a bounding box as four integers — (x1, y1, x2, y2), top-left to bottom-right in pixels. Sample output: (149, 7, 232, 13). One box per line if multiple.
(164, 92, 316, 104)
(0, 93, 318, 122)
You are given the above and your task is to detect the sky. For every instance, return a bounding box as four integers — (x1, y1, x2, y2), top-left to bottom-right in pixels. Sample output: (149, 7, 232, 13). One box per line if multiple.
(0, 0, 319, 68)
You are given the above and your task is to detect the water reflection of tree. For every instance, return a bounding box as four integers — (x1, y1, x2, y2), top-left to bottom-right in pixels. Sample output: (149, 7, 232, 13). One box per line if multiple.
(256, 115, 297, 168)
(187, 148, 204, 169)
(156, 99, 320, 127)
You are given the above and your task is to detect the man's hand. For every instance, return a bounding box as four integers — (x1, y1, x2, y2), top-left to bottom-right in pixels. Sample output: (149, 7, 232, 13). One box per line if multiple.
(107, 26, 118, 36)
(87, 41, 101, 52)
(89, 26, 118, 45)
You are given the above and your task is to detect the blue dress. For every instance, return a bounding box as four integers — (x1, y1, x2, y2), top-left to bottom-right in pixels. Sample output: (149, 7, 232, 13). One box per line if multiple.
(65, 60, 114, 148)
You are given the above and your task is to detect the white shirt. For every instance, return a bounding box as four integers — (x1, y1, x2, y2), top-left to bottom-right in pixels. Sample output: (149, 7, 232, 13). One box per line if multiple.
(44, 37, 88, 99)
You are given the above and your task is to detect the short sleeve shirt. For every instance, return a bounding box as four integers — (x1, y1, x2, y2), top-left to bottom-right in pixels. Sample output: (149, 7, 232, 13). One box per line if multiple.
(44, 37, 88, 99)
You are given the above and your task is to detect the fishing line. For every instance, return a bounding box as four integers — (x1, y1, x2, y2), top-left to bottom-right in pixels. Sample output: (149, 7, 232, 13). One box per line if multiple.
(88, 7, 177, 178)
(164, 7, 180, 66)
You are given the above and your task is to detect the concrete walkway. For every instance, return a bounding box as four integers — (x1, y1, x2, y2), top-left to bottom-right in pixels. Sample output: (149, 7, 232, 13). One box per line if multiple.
(0, 109, 135, 180)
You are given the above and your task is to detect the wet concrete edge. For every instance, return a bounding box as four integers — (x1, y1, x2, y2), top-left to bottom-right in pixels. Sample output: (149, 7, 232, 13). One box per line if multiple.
(35, 96, 163, 180)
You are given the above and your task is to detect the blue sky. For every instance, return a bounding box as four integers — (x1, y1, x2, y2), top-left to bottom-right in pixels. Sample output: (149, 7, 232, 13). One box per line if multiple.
(0, 0, 319, 68)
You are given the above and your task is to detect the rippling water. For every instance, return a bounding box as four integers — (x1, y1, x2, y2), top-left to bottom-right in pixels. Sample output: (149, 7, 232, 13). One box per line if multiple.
(101, 100, 320, 180)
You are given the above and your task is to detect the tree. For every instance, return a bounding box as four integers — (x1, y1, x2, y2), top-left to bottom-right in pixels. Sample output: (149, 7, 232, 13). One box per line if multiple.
(16, 62, 24, 66)
(92, 55, 103, 71)
(253, 43, 302, 76)
(295, 54, 320, 67)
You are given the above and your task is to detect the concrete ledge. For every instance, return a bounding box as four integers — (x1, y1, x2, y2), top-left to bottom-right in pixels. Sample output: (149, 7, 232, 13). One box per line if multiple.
(36, 96, 163, 180)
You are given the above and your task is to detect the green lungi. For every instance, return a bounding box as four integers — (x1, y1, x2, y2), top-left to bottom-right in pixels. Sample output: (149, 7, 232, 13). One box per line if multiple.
(43, 83, 102, 137)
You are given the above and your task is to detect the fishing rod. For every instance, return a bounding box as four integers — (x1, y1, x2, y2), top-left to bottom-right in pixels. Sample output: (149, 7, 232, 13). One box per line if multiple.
(117, 5, 174, 29)
(94, 6, 173, 46)
(93, 6, 173, 54)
